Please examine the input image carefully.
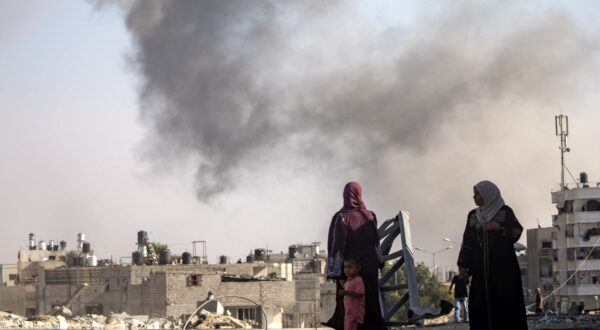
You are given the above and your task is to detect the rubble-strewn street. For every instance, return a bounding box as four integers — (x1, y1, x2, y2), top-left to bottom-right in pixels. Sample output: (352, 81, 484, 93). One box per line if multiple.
(0, 310, 254, 329)
(419, 315, 600, 329)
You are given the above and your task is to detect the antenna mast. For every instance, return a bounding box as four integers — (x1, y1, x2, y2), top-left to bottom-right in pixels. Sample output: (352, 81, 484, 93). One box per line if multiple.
(555, 114, 570, 191)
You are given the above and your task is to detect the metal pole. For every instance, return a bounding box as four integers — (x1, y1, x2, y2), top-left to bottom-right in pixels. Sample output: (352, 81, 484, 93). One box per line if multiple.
(555, 114, 569, 191)
(433, 253, 436, 280)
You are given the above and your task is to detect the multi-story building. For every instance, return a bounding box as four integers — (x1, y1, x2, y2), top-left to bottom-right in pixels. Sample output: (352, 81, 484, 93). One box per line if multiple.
(526, 227, 555, 306)
(551, 172, 600, 313)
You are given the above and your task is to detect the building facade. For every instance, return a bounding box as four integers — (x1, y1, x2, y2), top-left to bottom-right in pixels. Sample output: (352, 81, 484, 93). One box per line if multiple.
(0, 264, 17, 287)
(551, 176, 600, 313)
(526, 227, 555, 307)
(0, 242, 334, 328)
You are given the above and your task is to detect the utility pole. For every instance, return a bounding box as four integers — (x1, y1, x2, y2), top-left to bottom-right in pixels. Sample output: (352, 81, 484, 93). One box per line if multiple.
(555, 114, 570, 191)
(414, 246, 453, 280)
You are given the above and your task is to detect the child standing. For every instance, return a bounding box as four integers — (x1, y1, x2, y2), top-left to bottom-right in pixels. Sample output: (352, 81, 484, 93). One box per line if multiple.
(339, 257, 365, 330)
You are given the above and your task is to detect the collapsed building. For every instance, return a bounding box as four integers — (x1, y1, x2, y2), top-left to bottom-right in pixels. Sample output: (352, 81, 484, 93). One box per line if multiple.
(0, 232, 334, 328)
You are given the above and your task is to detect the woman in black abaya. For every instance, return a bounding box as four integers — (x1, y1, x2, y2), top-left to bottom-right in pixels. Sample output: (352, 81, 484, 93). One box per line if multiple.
(457, 180, 527, 330)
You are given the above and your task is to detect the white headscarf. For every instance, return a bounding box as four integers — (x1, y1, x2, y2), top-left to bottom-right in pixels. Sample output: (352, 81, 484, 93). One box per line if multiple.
(475, 180, 505, 223)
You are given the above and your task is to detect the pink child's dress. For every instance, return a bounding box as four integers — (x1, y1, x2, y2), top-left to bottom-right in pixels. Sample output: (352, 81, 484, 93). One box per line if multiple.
(343, 276, 365, 330)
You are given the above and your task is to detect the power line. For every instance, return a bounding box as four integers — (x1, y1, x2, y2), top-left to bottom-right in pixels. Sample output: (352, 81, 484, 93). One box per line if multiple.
(526, 235, 600, 309)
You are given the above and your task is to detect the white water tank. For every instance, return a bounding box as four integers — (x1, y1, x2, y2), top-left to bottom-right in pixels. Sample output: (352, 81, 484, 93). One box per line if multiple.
(38, 240, 47, 251)
(87, 255, 98, 267)
(29, 233, 36, 250)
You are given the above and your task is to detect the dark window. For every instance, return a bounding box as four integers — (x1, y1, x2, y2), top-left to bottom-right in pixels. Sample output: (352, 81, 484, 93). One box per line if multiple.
(567, 248, 575, 261)
(584, 200, 600, 212)
(566, 225, 574, 238)
(541, 241, 552, 249)
(225, 306, 260, 326)
(8, 274, 16, 281)
(86, 304, 103, 315)
(49, 256, 56, 260)
(578, 248, 591, 260)
(187, 274, 202, 286)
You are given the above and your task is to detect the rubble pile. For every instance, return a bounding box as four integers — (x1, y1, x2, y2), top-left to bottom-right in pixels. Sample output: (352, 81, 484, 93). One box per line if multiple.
(187, 310, 253, 329)
(0, 310, 255, 329)
(0, 311, 182, 329)
(529, 313, 600, 329)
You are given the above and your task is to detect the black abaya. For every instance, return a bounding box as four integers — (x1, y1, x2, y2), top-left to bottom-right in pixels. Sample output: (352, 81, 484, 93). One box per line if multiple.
(458, 205, 528, 330)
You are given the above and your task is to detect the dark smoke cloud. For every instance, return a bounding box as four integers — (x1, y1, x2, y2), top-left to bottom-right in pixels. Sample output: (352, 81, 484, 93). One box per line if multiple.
(113, 0, 599, 200)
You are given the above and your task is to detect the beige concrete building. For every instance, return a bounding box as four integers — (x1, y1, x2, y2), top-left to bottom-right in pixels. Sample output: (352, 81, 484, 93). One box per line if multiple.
(0, 264, 17, 287)
(526, 227, 555, 307)
(0, 242, 334, 328)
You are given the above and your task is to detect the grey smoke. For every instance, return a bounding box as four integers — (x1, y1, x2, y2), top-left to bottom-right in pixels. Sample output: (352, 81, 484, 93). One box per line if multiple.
(114, 0, 599, 201)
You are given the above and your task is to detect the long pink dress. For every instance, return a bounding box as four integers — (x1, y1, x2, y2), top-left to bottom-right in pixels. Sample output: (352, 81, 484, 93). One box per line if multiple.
(344, 276, 365, 330)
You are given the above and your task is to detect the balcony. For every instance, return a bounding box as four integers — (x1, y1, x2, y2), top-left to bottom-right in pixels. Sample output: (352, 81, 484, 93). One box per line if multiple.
(566, 237, 600, 248)
(565, 284, 600, 296)
(552, 187, 600, 203)
(567, 259, 600, 271)
(565, 211, 600, 224)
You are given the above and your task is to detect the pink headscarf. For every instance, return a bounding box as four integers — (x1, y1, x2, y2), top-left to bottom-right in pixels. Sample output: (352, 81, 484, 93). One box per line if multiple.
(341, 181, 367, 212)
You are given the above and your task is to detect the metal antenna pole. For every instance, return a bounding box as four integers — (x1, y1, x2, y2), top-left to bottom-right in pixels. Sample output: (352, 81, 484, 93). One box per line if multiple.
(555, 115, 570, 191)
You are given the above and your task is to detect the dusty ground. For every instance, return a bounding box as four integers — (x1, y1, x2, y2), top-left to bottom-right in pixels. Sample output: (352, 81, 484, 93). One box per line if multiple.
(412, 316, 600, 329)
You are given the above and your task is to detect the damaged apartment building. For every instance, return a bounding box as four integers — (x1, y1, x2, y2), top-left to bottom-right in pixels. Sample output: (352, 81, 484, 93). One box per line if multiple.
(0, 232, 335, 328)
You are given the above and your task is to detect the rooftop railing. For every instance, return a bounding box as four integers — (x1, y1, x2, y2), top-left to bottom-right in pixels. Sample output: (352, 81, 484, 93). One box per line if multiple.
(553, 181, 600, 192)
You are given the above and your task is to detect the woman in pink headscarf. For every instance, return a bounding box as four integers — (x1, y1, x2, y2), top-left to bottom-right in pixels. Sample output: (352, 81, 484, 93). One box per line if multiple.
(325, 182, 387, 330)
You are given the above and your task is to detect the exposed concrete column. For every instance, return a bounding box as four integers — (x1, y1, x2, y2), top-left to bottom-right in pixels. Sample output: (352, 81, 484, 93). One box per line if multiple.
(36, 265, 45, 315)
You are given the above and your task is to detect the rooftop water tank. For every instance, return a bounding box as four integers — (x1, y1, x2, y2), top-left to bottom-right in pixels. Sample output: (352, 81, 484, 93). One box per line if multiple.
(38, 240, 46, 251)
(59, 241, 67, 251)
(288, 245, 298, 259)
(132, 251, 142, 266)
(29, 233, 36, 250)
(580, 172, 589, 185)
(82, 242, 91, 253)
(182, 252, 192, 265)
(77, 233, 85, 242)
(87, 255, 98, 267)
(159, 249, 171, 265)
(219, 255, 228, 264)
(137, 230, 148, 245)
(254, 249, 266, 261)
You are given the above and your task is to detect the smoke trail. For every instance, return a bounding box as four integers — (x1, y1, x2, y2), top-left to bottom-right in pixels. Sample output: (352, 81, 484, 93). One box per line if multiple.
(114, 0, 599, 200)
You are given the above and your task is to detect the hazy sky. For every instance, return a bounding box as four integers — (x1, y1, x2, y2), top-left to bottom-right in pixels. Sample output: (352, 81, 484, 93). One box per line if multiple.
(2, 0, 600, 274)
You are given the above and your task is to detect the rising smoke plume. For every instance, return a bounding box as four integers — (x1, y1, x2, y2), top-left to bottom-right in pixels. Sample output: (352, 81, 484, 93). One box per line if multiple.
(111, 0, 599, 201)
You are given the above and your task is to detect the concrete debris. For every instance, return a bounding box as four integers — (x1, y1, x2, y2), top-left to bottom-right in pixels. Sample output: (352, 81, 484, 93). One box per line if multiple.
(527, 313, 600, 329)
(0, 311, 184, 329)
(189, 310, 252, 329)
(50, 305, 73, 317)
(0, 310, 253, 329)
